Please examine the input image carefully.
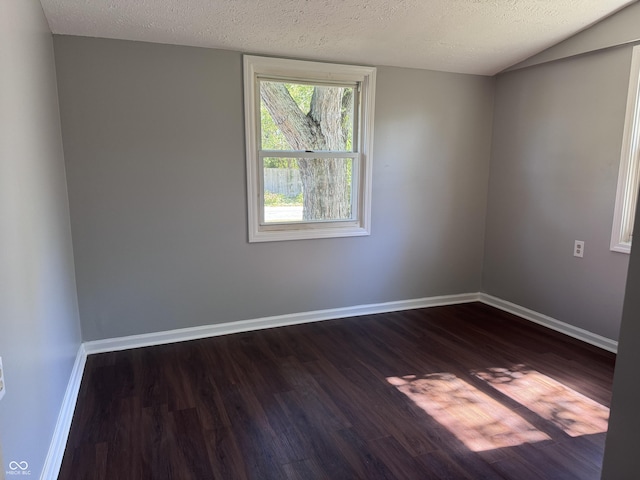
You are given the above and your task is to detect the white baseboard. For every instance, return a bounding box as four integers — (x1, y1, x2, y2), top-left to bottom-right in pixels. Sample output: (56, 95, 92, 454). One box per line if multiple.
(40, 344, 87, 480)
(82, 291, 618, 357)
(45, 291, 617, 480)
(479, 293, 618, 353)
(83, 293, 481, 354)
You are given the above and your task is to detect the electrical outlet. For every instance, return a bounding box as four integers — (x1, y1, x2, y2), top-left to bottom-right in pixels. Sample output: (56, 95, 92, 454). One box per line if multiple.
(0, 356, 5, 401)
(574, 240, 585, 258)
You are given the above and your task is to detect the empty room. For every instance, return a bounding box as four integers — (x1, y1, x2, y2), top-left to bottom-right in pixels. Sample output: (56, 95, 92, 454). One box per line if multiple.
(2, 0, 640, 478)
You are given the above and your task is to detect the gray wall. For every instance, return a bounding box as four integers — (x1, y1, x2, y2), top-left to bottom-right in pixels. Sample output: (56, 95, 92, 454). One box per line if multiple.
(53, 35, 495, 341)
(601, 172, 640, 478)
(483, 46, 632, 340)
(509, 1, 640, 72)
(0, 1, 82, 477)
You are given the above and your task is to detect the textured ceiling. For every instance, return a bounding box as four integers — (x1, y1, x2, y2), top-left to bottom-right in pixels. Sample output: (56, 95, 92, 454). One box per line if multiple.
(40, 0, 636, 75)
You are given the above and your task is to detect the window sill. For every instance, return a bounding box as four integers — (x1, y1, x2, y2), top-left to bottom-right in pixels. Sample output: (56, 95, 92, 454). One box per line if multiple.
(610, 242, 631, 255)
(249, 224, 370, 243)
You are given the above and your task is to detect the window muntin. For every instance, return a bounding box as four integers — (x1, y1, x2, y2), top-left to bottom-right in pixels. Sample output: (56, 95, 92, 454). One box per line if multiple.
(244, 56, 376, 242)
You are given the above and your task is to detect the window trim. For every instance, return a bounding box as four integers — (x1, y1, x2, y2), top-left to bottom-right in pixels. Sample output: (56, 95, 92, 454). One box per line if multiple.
(611, 45, 640, 254)
(243, 55, 376, 243)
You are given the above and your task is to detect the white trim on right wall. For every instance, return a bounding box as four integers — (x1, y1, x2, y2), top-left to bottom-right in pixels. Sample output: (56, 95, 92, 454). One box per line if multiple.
(480, 293, 618, 353)
(611, 44, 640, 254)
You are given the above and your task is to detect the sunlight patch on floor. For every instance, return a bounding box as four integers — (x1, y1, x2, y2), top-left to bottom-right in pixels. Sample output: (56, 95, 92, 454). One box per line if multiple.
(387, 373, 550, 452)
(473, 365, 609, 437)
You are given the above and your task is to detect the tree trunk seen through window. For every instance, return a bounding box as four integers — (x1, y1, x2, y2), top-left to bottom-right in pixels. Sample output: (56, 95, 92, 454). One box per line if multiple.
(260, 81, 354, 221)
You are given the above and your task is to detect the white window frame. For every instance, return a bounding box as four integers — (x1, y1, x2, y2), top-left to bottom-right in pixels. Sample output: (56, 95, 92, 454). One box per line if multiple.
(612, 45, 640, 254)
(243, 55, 376, 243)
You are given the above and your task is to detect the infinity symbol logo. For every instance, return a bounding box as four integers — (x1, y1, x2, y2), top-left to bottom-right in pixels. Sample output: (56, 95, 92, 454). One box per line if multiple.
(9, 461, 29, 471)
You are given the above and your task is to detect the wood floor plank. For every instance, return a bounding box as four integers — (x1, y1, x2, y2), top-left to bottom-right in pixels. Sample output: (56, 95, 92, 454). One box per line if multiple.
(202, 426, 248, 480)
(59, 303, 615, 479)
(331, 427, 399, 480)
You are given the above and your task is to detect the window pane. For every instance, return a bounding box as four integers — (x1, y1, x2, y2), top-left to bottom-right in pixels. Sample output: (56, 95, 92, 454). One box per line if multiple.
(260, 81, 355, 152)
(263, 157, 354, 223)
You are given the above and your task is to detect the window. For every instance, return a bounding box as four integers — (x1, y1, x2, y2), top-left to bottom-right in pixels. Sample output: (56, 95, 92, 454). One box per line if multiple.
(243, 55, 376, 242)
(612, 45, 640, 254)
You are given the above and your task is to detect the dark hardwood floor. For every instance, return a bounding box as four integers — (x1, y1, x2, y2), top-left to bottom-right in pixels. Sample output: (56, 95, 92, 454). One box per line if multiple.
(59, 303, 616, 479)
